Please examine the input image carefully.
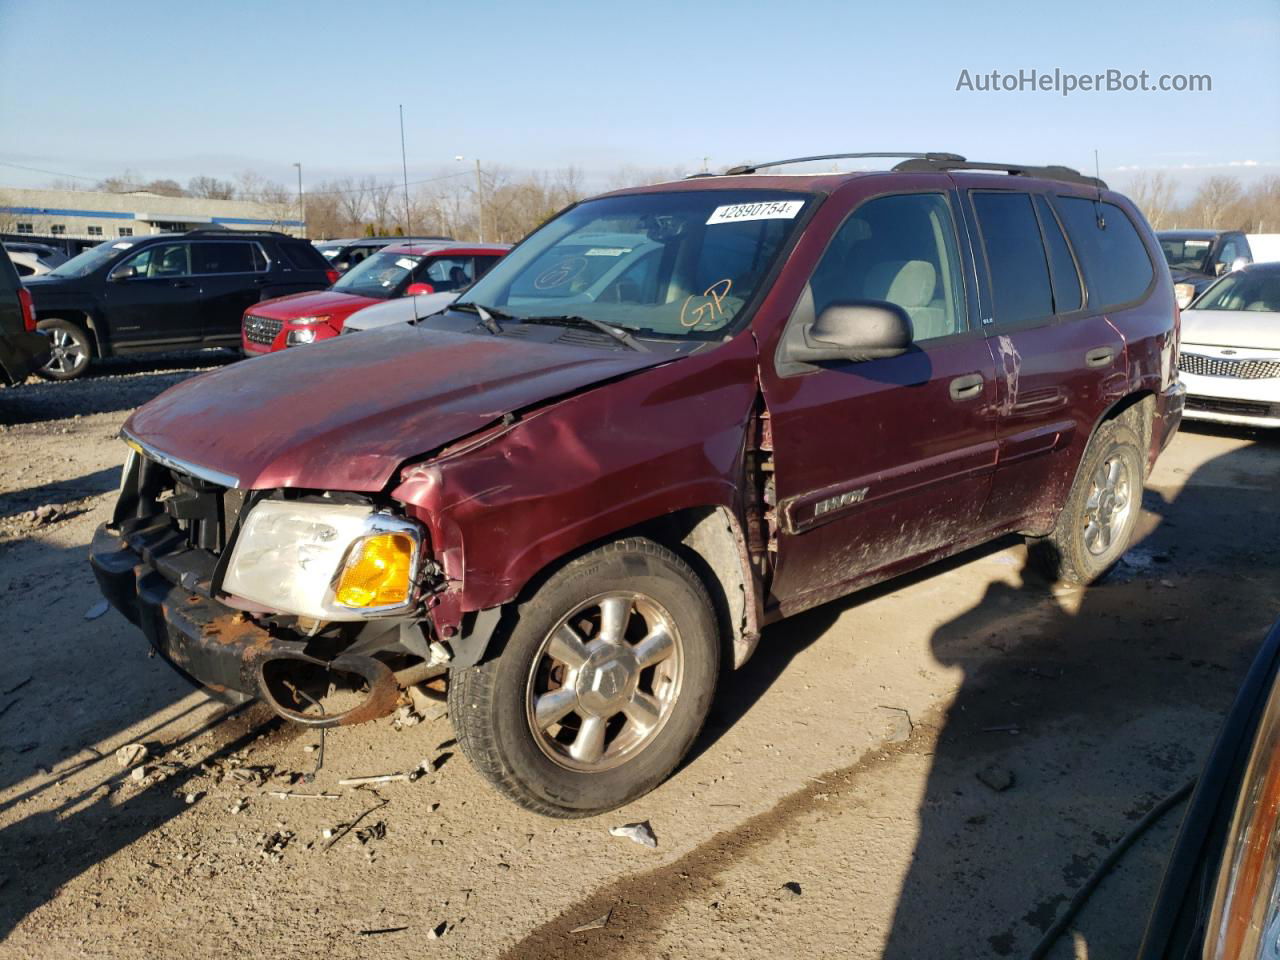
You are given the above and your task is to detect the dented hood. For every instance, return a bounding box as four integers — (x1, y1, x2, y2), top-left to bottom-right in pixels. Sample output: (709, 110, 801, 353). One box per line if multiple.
(124, 325, 668, 491)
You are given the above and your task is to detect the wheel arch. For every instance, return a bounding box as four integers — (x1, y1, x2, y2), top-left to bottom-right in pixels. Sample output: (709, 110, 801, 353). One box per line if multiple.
(456, 504, 762, 674)
(36, 309, 104, 357)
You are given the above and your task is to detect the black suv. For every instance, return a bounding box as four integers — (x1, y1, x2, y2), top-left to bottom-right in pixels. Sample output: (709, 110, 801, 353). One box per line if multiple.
(24, 230, 336, 380)
(1158, 229, 1254, 308)
(0, 252, 49, 385)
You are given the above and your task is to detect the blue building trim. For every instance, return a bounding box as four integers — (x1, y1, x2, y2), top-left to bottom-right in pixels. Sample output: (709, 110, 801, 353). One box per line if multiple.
(1, 207, 303, 228)
(2, 205, 135, 219)
(212, 216, 305, 227)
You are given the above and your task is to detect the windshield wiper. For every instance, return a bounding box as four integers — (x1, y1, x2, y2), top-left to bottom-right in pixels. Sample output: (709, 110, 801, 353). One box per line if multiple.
(518, 315, 650, 352)
(450, 301, 513, 335)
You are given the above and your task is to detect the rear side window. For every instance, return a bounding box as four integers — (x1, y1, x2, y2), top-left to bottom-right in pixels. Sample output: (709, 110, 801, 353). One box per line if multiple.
(810, 192, 967, 341)
(278, 241, 329, 271)
(1054, 198, 1154, 310)
(971, 192, 1053, 326)
(192, 242, 259, 274)
(1034, 196, 1083, 313)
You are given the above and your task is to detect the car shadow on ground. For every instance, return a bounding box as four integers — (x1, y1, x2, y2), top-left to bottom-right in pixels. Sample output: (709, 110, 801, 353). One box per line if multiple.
(0, 532, 289, 940)
(878, 437, 1280, 958)
(0, 466, 120, 520)
(0, 350, 237, 426)
(687, 535, 1023, 768)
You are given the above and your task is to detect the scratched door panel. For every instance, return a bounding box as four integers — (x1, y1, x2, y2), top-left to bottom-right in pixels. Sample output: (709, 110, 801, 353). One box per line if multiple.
(765, 335, 999, 612)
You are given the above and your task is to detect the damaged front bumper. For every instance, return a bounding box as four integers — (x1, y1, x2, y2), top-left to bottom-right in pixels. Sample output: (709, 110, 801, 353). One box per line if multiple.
(89, 519, 401, 727)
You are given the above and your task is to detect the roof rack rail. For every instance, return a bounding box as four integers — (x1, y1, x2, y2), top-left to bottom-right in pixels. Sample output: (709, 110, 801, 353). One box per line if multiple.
(892, 157, 1106, 189)
(183, 227, 296, 238)
(724, 152, 966, 176)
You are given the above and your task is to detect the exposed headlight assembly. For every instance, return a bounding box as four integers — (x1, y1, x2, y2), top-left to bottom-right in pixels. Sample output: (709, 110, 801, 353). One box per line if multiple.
(221, 500, 421, 620)
(1206, 669, 1280, 959)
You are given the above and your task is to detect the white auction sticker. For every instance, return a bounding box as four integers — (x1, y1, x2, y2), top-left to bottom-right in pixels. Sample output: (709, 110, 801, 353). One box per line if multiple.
(395, 257, 418, 270)
(584, 247, 631, 257)
(706, 200, 804, 225)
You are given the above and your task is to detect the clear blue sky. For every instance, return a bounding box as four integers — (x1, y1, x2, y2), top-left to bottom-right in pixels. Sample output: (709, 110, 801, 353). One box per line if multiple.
(1, 0, 1276, 198)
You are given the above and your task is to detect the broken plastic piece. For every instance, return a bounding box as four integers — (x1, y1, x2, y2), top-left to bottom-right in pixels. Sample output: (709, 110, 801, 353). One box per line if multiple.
(609, 820, 658, 848)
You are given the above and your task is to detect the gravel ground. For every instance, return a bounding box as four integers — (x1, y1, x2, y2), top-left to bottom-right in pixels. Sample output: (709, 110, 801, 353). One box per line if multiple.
(1, 353, 1278, 960)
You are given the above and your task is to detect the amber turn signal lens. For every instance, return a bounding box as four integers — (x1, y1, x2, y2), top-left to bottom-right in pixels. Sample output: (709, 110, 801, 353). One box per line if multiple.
(334, 533, 414, 608)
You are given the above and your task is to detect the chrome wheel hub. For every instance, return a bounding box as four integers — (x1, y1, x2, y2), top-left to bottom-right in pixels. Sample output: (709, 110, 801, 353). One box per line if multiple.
(526, 592, 683, 772)
(1083, 455, 1133, 556)
(45, 329, 86, 375)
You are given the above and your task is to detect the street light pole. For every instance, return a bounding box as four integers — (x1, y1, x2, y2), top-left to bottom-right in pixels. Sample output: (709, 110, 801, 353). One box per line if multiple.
(455, 155, 485, 243)
(291, 162, 305, 238)
(399, 105, 411, 236)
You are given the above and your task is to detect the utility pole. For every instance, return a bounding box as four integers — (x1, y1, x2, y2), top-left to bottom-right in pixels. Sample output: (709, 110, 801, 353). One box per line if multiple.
(456, 155, 485, 242)
(291, 162, 304, 238)
(474, 158, 484, 243)
(399, 105, 411, 235)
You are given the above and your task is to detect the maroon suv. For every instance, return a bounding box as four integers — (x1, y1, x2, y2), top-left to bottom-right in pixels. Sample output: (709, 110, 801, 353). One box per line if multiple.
(91, 152, 1184, 817)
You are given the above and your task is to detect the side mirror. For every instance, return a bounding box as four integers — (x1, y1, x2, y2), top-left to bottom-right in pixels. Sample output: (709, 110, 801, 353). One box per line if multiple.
(1230, 256, 1251, 273)
(786, 302, 913, 363)
(109, 265, 138, 281)
(405, 282, 435, 296)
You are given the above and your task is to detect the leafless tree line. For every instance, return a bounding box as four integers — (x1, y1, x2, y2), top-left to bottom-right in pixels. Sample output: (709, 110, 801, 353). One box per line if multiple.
(1124, 172, 1280, 232)
(37, 165, 687, 241)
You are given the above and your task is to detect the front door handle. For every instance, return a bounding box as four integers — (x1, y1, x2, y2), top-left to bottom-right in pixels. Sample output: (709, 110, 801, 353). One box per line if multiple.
(170, 280, 192, 289)
(1085, 347, 1116, 368)
(949, 373, 985, 401)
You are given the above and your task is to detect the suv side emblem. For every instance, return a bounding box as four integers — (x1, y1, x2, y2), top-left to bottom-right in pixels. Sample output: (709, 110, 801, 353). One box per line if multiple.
(814, 487, 869, 517)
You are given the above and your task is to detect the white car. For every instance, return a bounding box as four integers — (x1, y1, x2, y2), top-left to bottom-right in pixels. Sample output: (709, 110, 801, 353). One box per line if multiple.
(1179, 262, 1280, 428)
(342, 290, 459, 333)
(7, 250, 53, 277)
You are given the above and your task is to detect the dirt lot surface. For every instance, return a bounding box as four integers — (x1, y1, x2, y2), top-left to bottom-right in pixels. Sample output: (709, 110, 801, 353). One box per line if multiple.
(2, 354, 1278, 960)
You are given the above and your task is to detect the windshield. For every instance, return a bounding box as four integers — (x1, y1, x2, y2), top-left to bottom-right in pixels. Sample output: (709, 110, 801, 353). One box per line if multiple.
(47, 239, 134, 278)
(1192, 270, 1280, 313)
(455, 189, 811, 338)
(1160, 236, 1213, 273)
(331, 250, 423, 298)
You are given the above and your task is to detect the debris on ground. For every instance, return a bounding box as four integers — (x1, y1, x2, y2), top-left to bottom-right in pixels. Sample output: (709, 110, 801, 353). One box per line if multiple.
(28, 504, 65, 525)
(977, 764, 1015, 792)
(338, 773, 410, 787)
(184, 791, 202, 805)
(359, 926, 409, 936)
(130, 766, 147, 782)
(356, 821, 387, 844)
(268, 791, 339, 800)
(569, 909, 613, 933)
(259, 830, 294, 861)
(115, 743, 148, 769)
(780, 881, 803, 897)
(609, 820, 658, 848)
(427, 920, 449, 940)
(229, 798, 248, 814)
(83, 599, 109, 621)
(431, 751, 453, 772)
(391, 704, 421, 730)
(408, 685, 449, 720)
(878, 705, 914, 742)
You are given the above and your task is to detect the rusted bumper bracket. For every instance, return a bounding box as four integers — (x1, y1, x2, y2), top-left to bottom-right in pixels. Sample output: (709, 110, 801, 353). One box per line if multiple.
(88, 521, 399, 727)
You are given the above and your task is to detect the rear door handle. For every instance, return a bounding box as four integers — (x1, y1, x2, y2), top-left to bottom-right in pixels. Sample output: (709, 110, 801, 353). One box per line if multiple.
(1085, 347, 1116, 368)
(949, 372, 985, 401)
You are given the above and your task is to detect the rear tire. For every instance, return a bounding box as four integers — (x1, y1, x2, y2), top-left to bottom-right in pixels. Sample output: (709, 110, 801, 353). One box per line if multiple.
(36, 319, 92, 381)
(1027, 420, 1144, 585)
(449, 538, 719, 818)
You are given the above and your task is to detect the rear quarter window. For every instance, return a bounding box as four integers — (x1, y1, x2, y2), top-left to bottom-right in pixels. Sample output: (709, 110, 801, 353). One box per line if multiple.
(1054, 198, 1155, 310)
(278, 241, 329, 272)
(971, 191, 1054, 326)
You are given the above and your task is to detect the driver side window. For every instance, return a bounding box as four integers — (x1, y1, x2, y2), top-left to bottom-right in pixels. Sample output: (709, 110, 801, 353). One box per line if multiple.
(810, 193, 966, 341)
(120, 243, 191, 279)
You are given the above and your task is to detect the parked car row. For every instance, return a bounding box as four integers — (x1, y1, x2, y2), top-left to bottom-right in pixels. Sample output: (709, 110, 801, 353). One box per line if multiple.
(242, 240, 507, 354)
(91, 151, 1186, 816)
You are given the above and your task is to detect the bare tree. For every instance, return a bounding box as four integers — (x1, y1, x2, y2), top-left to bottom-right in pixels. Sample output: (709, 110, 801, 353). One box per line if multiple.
(187, 175, 237, 199)
(1125, 171, 1178, 230)
(1189, 175, 1246, 229)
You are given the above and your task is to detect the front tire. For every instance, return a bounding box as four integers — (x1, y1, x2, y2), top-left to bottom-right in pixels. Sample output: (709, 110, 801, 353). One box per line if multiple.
(449, 538, 719, 818)
(36, 319, 92, 380)
(1028, 420, 1144, 585)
